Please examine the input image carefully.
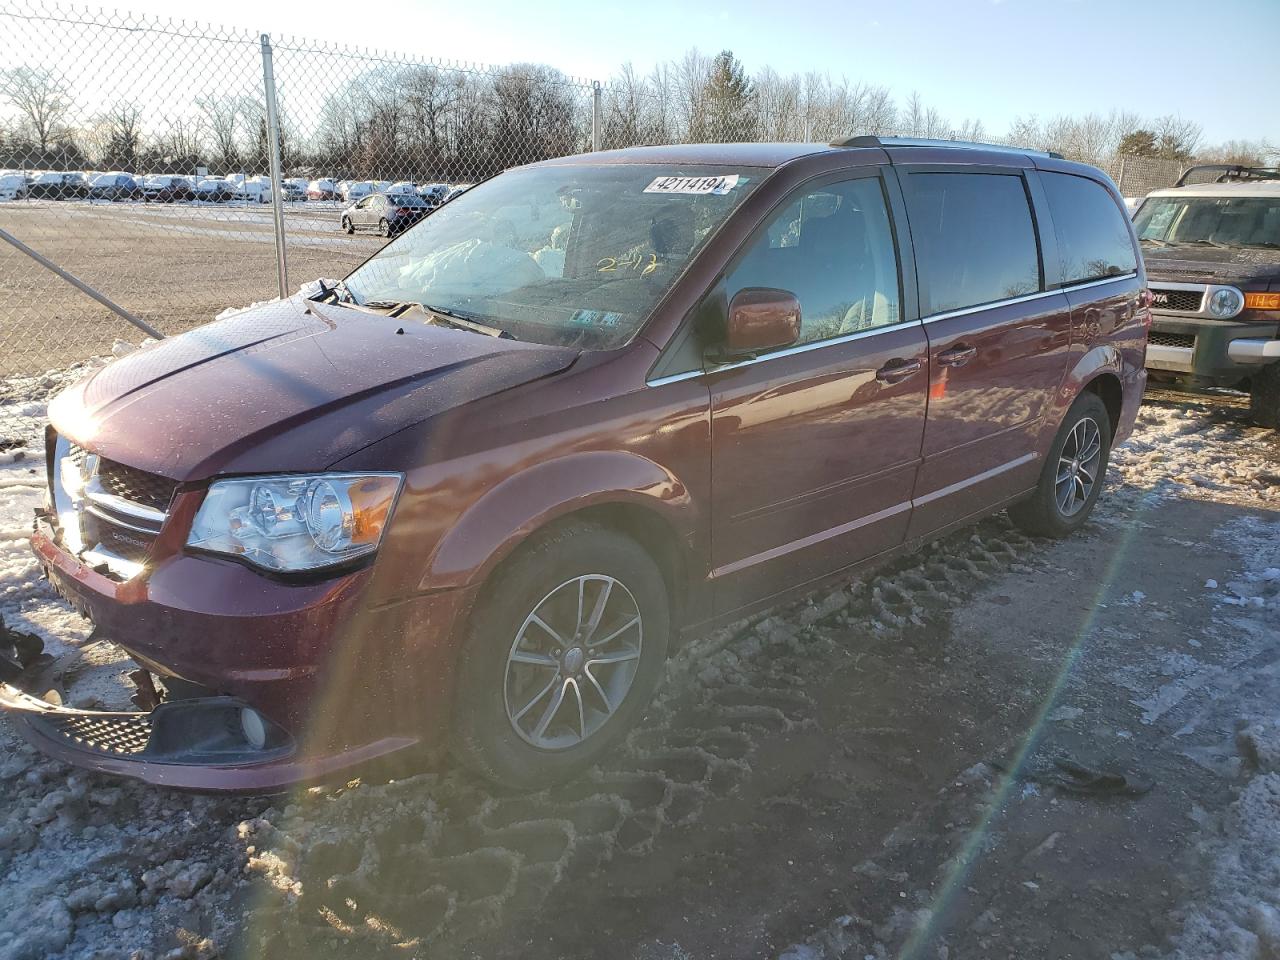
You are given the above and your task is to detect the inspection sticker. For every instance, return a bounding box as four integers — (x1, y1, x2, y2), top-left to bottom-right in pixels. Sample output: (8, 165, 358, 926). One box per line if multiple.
(643, 174, 740, 196)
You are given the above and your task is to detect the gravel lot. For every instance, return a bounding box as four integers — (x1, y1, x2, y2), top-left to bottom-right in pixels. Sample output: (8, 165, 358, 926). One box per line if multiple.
(0, 200, 382, 375)
(0, 372, 1278, 960)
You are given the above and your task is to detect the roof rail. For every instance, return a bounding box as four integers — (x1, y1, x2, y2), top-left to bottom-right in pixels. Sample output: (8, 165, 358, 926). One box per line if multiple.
(1174, 163, 1280, 187)
(831, 134, 1064, 160)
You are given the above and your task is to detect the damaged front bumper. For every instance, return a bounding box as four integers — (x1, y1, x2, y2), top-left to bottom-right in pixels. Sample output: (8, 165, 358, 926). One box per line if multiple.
(0, 682, 415, 792)
(8, 517, 468, 792)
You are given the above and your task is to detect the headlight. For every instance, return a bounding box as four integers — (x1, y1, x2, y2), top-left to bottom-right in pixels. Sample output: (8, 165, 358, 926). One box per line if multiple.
(187, 473, 402, 573)
(1208, 288, 1243, 319)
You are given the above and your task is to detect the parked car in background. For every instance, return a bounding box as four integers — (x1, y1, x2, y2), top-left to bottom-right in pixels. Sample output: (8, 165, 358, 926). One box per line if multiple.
(307, 178, 340, 200)
(341, 191, 432, 236)
(388, 181, 418, 196)
(1135, 164, 1280, 427)
(0, 173, 28, 200)
(194, 178, 236, 203)
(235, 177, 273, 203)
(141, 175, 195, 203)
(29, 171, 90, 200)
(416, 182, 449, 207)
(341, 180, 375, 202)
(89, 173, 143, 201)
(283, 178, 308, 201)
(6, 137, 1148, 792)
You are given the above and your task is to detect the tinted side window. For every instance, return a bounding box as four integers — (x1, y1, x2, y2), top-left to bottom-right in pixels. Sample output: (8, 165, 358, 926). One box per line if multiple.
(726, 177, 901, 346)
(904, 173, 1040, 315)
(1040, 172, 1137, 285)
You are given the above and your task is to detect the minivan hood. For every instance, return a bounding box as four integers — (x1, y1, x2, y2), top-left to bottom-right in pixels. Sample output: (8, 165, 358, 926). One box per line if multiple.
(50, 297, 578, 480)
(1142, 244, 1280, 287)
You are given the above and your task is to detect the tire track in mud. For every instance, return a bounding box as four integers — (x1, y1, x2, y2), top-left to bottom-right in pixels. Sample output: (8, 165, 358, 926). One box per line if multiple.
(240, 521, 1040, 958)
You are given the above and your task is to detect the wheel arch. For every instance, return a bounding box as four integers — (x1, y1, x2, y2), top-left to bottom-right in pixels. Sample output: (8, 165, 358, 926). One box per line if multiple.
(423, 451, 700, 623)
(1082, 370, 1123, 438)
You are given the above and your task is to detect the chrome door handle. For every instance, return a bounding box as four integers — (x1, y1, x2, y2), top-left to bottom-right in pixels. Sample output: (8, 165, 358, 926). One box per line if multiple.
(875, 358, 923, 384)
(937, 344, 977, 367)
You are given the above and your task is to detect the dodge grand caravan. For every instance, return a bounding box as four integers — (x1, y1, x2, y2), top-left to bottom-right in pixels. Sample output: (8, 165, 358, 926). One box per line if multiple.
(2, 137, 1149, 790)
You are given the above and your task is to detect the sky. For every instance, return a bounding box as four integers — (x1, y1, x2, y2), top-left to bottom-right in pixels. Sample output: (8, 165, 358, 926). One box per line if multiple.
(42, 0, 1280, 145)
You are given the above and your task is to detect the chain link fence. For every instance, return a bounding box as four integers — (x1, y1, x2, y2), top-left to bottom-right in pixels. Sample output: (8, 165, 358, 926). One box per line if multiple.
(0, 1, 1198, 421)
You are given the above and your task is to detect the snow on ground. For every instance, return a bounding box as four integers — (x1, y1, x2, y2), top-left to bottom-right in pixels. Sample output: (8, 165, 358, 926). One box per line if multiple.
(0, 373, 1277, 960)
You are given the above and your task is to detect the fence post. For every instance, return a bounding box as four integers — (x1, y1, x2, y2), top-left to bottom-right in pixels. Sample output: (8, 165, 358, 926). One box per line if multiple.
(591, 81, 602, 152)
(260, 33, 289, 299)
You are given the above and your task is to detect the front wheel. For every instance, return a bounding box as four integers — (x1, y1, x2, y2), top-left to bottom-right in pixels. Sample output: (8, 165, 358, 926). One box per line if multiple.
(378, 218, 391, 237)
(1249, 364, 1280, 429)
(1008, 391, 1112, 538)
(341, 216, 354, 235)
(451, 522, 670, 790)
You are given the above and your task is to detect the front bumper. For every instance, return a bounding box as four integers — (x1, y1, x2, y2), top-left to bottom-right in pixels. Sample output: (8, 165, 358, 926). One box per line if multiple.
(0, 682, 414, 792)
(7, 519, 475, 790)
(1146, 314, 1280, 383)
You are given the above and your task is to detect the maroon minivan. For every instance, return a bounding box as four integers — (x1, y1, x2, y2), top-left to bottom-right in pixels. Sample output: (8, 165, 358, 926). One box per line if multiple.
(4, 137, 1149, 790)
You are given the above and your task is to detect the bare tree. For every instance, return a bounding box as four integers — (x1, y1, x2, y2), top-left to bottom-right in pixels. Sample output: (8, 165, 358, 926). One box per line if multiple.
(1, 66, 70, 153)
(196, 94, 241, 171)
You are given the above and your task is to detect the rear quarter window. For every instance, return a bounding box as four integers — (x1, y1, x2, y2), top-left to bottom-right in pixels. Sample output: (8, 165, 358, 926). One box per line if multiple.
(903, 172, 1041, 316)
(1040, 172, 1137, 285)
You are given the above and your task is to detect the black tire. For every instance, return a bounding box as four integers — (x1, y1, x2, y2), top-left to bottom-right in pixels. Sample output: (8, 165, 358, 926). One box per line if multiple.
(378, 218, 391, 237)
(1008, 391, 1112, 538)
(341, 216, 354, 235)
(451, 522, 670, 790)
(1249, 364, 1280, 429)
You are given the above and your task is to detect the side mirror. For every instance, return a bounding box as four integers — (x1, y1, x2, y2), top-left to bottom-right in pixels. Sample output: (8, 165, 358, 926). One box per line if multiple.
(721, 287, 802, 359)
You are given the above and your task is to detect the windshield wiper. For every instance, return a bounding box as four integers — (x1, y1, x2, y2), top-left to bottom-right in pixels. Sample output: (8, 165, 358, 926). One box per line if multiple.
(1188, 239, 1227, 248)
(421, 303, 513, 339)
(1140, 238, 1173, 247)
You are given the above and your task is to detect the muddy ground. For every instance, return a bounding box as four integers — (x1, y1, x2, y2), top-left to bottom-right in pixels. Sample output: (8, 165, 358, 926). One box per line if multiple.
(1, 387, 1278, 960)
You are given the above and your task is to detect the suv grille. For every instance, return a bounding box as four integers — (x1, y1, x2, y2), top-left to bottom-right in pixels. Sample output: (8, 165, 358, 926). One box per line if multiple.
(1150, 288, 1204, 312)
(1149, 331, 1196, 349)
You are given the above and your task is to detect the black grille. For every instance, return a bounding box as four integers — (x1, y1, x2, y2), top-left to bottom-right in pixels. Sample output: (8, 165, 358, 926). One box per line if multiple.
(1150, 288, 1204, 312)
(1149, 331, 1196, 349)
(43, 712, 152, 755)
(97, 459, 177, 511)
(67, 443, 176, 512)
(81, 511, 155, 563)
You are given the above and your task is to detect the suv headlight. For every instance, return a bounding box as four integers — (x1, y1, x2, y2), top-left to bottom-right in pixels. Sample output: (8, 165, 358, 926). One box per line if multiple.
(187, 473, 403, 573)
(1208, 288, 1243, 319)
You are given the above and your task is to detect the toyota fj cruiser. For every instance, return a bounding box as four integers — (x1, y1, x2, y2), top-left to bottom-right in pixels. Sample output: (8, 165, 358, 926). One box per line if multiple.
(1135, 164, 1280, 426)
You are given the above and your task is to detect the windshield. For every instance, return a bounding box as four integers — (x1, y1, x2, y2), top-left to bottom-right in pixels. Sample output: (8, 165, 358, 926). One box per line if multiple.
(1134, 195, 1280, 249)
(342, 163, 760, 348)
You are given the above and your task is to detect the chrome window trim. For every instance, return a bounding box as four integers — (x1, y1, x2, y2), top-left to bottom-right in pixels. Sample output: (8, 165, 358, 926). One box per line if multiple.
(644, 272, 1139, 387)
(646, 321, 917, 386)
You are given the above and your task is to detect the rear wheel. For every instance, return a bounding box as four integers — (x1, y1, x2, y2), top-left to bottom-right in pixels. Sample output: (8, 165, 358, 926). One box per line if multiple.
(451, 522, 670, 790)
(1248, 364, 1280, 429)
(378, 218, 391, 237)
(341, 216, 354, 235)
(1008, 391, 1112, 538)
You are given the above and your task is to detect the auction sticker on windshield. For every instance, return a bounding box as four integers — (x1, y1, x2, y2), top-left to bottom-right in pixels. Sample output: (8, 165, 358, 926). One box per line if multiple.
(643, 174, 741, 196)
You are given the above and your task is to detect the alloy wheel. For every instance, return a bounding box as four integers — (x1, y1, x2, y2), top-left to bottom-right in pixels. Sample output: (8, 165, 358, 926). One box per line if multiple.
(1055, 416, 1102, 517)
(504, 574, 643, 750)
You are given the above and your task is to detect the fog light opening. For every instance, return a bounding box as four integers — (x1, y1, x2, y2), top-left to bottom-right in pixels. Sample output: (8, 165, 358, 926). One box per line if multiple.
(240, 707, 267, 750)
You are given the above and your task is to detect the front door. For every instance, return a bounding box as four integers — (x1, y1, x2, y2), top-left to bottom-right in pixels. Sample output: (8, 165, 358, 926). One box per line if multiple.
(709, 174, 928, 614)
(897, 168, 1073, 538)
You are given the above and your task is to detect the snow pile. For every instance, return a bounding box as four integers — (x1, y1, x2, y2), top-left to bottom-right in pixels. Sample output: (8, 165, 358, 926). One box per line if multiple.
(1111, 399, 1279, 505)
(1161, 775, 1280, 960)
